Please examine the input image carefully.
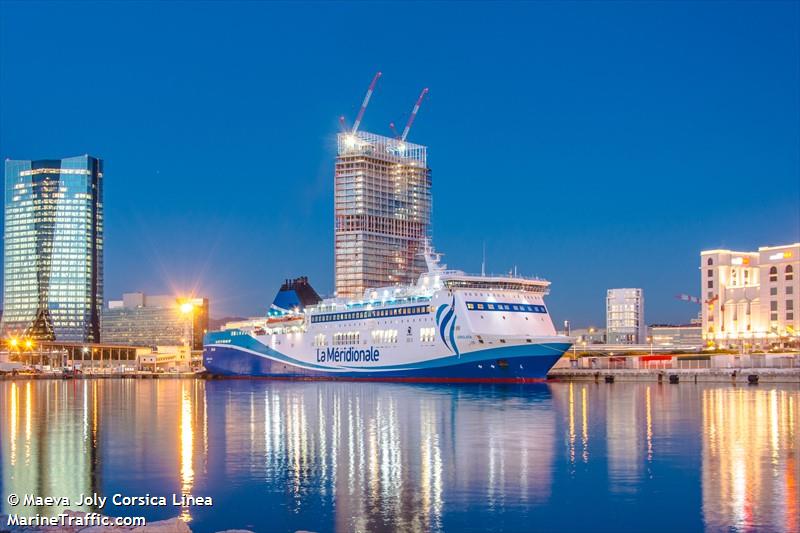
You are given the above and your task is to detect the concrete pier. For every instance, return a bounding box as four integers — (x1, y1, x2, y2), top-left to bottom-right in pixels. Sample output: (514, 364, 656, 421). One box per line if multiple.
(548, 367, 800, 384)
(0, 370, 201, 380)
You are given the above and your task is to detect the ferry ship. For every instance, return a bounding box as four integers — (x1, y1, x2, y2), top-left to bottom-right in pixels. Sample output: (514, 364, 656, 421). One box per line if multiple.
(203, 248, 572, 382)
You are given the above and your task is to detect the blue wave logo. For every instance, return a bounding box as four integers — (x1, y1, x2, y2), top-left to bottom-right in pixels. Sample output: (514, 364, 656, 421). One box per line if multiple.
(435, 297, 460, 357)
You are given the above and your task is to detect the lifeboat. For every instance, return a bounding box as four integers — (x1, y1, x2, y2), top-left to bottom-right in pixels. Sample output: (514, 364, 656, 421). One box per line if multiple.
(266, 315, 305, 328)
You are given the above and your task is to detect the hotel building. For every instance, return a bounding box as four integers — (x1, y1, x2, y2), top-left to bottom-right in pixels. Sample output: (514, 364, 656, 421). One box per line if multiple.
(334, 131, 431, 298)
(2, 155, 103, 342)
(606, 288, 646, 344)
(102, 293, 209, 350)
(700, 243, 799, 347)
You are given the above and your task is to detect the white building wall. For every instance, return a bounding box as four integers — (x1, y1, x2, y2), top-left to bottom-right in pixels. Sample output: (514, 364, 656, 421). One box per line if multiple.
(700, 243, 799, 347)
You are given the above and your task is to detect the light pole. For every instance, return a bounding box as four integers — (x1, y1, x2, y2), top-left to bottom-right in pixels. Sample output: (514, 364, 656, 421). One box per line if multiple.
(8, 338, 19, 362)
(647, 336, 653, 356)
(24, 339, 34, 367)
(180, 301, 195, 370)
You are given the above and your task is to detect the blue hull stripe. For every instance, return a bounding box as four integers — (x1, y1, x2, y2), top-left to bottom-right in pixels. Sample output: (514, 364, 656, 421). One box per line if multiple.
(203, 341, 569, 380)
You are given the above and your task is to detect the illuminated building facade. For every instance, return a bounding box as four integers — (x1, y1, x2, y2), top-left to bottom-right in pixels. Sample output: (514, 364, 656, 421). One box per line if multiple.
(701, 243, 799, 347)
(102, 293, 208, 350)
(650, 324, 703, 349)
(606, 288, 646, 344)
(334, 131, 431, 298)
(2, 155, 103, 342)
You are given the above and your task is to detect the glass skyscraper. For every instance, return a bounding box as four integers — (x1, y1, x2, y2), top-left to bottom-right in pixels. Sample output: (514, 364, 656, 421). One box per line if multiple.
(334, 131, 431, 298)
(2, 155, 104, 342)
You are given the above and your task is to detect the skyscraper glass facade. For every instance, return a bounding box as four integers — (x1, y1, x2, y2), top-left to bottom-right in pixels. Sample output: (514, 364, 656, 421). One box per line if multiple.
(334, 131, 431, 298)
(2, 155, 103, 341)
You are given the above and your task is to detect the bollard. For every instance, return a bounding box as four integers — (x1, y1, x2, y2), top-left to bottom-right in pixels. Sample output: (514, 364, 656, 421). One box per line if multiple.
(747, 374, 759, 385)
(604, 375, 615, 383)
(669, 374, 679, 384)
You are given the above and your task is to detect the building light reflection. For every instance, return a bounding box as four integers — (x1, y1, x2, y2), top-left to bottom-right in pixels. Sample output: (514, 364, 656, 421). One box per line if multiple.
(179, 383, 194, 523)
(581, 386, 589, 463)
(24, 382, 31, 463)
(702, 388, 798, 532)
(9, 382, 17, 467)
(645, 386, 653, 462)
(568, 382, 575, 465)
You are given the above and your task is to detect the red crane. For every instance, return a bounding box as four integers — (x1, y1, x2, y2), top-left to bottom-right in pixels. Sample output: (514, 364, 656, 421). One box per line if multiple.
(401, 87, 429, 141)
(351, 71, 382, 135)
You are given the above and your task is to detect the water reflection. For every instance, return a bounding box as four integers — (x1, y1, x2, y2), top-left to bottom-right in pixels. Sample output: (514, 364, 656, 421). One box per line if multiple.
(702, 388, 798, 532)
(0, 380, 797, 532)
(212, 383, 555, 532)
(1, 380, 102, 515)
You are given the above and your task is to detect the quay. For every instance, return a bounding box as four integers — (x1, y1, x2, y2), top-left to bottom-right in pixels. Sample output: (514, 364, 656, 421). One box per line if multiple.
(0, 364, 201, 380)
(549, 350, 800, 383)
(549, 367, 800, 384)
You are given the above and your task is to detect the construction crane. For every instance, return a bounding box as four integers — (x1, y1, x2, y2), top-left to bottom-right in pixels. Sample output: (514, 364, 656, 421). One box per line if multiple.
(351, 71, 382, 135)
(400, 88, 428, 141)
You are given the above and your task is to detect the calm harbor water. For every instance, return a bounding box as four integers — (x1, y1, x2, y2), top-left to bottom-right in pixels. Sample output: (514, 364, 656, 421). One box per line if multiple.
(0, 380, 797, 533)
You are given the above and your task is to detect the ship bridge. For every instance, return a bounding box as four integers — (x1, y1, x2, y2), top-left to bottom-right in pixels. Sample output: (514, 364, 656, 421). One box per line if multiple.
(440, 274, 550, 295)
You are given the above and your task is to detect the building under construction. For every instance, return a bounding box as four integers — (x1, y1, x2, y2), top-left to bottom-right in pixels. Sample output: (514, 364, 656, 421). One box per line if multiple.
(334, 74, 432, 298)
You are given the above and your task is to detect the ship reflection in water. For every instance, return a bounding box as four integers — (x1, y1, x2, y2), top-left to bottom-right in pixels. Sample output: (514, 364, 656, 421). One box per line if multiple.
(0, 380, 797, 533)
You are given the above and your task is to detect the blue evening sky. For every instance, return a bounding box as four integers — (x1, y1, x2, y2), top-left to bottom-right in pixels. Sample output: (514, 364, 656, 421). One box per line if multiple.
(1, 1, 798, 326)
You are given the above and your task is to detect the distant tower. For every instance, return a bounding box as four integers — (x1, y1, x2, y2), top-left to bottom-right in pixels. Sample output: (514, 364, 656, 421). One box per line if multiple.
(2, 155, 104, 341)
(606, 288, 645, 344)
(334, 132, 431, 298)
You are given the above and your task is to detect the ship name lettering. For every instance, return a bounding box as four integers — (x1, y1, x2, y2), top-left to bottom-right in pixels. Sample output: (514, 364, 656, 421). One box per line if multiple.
(316, 347, 380, 363)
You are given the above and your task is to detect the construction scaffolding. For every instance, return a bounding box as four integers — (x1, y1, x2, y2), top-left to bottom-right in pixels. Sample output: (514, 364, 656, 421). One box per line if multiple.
(335, 131, 431, 298)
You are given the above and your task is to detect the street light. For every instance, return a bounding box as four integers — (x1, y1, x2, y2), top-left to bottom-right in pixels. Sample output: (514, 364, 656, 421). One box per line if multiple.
(179, 300, 196, 369)
(6, 337, 20, 363)
(23, 339, 34, 366)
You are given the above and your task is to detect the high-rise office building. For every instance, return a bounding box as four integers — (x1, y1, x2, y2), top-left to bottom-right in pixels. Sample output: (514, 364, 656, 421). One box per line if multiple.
(334, 131, 431, 299)
(2, 155, 103, 341)
(102, 293, 209, 350)
(606, 288, 646, 344)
